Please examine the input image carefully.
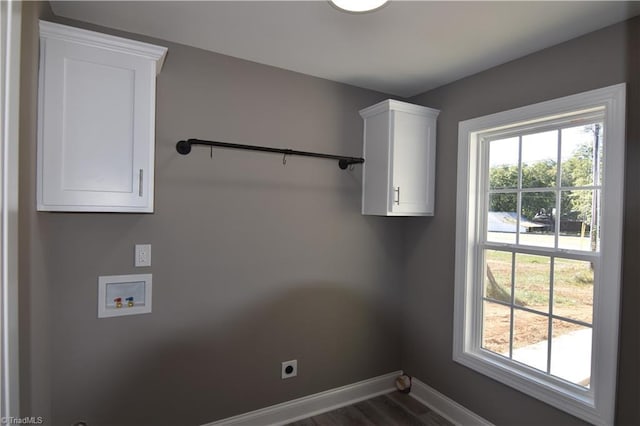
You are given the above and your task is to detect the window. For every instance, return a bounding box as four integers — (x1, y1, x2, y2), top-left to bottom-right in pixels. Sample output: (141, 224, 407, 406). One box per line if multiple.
(453, 84, 625, 425)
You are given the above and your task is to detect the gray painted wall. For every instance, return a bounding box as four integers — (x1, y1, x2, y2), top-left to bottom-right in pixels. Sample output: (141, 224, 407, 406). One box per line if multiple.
(19, 2, 639, 426)
(19, 3, 404, 425)
(19, 2, 55, 423)
(406, 18, 639, 426)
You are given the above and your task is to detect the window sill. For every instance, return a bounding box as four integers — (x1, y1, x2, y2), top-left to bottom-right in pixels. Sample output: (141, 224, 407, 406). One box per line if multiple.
(453, 348, 605, 425)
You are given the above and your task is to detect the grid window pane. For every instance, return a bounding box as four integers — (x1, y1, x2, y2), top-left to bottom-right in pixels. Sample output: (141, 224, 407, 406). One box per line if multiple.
(522, 130, 558, 189)
(519, 192, 556, 248)
(514, 254, 550, 313)
(559, 190, 595, 251)
(597, 125, 604, 186)
(482, 301, 511, 356)
(553, 259, 594, 324)
(561, 125, 597, 187)
(484, 250, 512, 302)
(551, 320, 592, 388)
(513, 309, 549, 372)
(489, 137, 519, 190)
(488, 193, 517, 244)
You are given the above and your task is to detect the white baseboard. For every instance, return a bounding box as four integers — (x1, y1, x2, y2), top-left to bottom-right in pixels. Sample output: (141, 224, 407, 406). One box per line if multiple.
(202, 370, 402, 426)
(409, 377, 493, 426)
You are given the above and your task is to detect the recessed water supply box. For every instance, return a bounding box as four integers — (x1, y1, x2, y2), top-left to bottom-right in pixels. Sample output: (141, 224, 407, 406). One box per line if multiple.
(98, 274, 152, 318)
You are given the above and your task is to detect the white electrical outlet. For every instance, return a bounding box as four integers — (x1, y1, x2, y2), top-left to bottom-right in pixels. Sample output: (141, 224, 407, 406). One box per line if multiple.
(281, 359, 297, 379)
(135, 244, 151, 267)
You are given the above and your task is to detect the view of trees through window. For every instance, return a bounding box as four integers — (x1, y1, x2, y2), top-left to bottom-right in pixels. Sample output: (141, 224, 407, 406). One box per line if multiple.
(488, 124, 602, 240)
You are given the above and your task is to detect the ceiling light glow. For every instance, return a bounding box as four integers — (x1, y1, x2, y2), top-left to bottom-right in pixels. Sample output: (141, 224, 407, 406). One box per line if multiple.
(330, 0, 389, 13)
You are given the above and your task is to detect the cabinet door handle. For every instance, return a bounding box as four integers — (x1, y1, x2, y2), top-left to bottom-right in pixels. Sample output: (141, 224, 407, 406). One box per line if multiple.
(394, 187, 400, 205)
(138, 169, 143, 197)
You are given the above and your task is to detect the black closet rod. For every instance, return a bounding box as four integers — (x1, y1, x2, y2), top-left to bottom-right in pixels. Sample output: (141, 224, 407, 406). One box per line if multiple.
(176, 138, 364, 170)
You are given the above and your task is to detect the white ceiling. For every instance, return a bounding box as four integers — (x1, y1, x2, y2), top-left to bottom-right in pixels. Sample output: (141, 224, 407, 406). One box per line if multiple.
(50, 1, 640, 97)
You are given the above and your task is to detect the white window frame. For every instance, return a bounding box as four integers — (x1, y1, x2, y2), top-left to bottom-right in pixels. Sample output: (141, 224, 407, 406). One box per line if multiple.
(453, 84, 625, 426)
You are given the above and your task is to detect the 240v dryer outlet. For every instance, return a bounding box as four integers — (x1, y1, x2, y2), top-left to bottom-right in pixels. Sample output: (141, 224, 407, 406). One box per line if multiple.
(281, 360, 297, 379)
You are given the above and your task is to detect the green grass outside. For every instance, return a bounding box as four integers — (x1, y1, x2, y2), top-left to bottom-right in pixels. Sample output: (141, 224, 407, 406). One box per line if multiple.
(485, 250, 593, 312)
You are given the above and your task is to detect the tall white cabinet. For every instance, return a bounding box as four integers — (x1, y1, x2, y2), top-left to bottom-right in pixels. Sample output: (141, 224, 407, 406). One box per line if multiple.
(37, 21, 167, 212)
(360, 99, 440, 216)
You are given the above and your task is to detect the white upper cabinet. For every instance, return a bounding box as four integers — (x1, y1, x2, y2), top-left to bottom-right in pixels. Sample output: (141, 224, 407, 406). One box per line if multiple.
(360, 99, 440, 216)
(37, 21, 167, 212)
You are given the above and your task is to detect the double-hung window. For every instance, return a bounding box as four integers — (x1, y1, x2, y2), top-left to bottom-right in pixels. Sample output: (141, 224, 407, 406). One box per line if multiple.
(453, 84, 625, 425)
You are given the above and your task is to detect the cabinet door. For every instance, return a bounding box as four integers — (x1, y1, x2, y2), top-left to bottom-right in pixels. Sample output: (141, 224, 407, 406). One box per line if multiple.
(389, 111, 434, 214)
(38, 38, 155, 212)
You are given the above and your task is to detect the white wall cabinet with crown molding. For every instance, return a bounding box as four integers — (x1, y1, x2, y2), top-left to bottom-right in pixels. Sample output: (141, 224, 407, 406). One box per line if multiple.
(37, 21, 167, 212)
(360, 99, 440, 216)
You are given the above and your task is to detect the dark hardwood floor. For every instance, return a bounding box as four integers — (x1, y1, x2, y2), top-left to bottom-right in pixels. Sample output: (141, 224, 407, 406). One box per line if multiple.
(286, 392, 454, 426)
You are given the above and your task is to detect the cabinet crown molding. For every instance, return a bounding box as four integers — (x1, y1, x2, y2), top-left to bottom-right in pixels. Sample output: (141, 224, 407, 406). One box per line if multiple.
(360, 99, 440, 119)
(39, 20, 168, 73)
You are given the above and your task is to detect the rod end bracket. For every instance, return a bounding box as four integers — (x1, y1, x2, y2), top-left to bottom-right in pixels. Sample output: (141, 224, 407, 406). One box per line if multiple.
(176, 140, 192, 155)
(339, 159, 364, 170)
